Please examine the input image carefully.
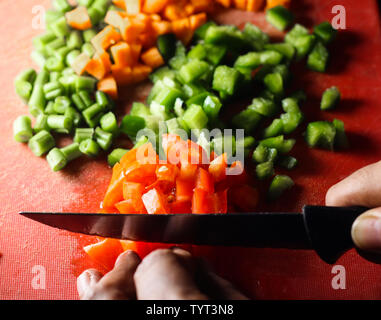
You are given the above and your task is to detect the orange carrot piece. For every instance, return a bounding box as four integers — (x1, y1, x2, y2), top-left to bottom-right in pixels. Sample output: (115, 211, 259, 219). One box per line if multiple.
(110, 41, 135, 67)
(98, 51, 112, 74)
(141, 47, 165, 69)
(125, 0, 142, 14)
(113, 0, 127, 10)
(130, 43, 143, 62)
(131, 64, 152, 83)
(190, 0, 213, 12)
(120, 18, 145, 42)
(104, 10, 125, 29)
(149, 14, 162, 21)
(163, 3, 188, 21)
(234, 0, 247, 10)
(97, 75, 118, 100)
(65, 6, 92, 30)
(215, 0, 231, 8)
(266, 0, 291, 9)
(172, 18, 193, 44)
(91, 26, 122, 53)
(111, 65, 134, 85)
(189, 13, 207, 31)
(139, 32, 156, 48)
(84, 56, 107, 80)
(246, 0, 264, 11)
(143, 0, 170, 13)
(72, 52, 91, 75)
(152, 20, 172, 36)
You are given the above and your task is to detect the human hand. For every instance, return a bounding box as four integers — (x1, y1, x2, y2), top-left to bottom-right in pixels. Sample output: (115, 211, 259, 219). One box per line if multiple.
(77, 248, 248, 300)
(326, 160, 381, 261)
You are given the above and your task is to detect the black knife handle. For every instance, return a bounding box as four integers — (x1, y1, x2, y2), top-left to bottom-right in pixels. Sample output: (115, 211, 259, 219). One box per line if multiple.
(303, 205, 368, 264)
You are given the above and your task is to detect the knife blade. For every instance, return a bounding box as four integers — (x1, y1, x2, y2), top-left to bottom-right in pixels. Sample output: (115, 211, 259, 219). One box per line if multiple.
(19, 205, 368, 264)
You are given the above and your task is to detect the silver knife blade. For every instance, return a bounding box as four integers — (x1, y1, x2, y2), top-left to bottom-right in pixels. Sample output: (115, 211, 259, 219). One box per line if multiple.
(19, 212, 312, 248)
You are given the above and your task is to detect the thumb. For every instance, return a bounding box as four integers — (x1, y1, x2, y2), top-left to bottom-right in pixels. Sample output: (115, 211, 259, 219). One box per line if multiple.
(351, 207, 381, 253)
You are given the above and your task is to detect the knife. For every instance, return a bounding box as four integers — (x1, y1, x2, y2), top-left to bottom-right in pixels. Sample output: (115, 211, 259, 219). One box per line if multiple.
(20, 205, 367, 264)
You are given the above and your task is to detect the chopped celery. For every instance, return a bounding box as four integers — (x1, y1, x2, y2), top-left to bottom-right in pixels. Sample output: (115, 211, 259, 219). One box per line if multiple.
(232, 108, 262, 133)
(333, 119, 349, 149)
(249, 98, 277, 117)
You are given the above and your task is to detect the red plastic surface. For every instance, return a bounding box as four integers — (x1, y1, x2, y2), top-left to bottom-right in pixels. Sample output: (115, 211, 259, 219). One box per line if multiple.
(1, 0, 381, 300)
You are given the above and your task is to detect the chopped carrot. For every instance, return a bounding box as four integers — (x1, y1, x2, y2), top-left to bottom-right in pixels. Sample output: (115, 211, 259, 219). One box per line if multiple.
(97, 75, 118, 100)
(85, 56, 107, 80)
(111, 41, 136, 67)
(130, 43, 143, 62)
(185, 3, 195, 15)
(104, 10, 125, 29)
(131, 64, 152, 82)
(189, 13, 207, 31)
(65, 6, 92, 30)
(141, 47, 165, 69)
(234, 0, 247, 10)
(215, 0, 231, 8)
(246, 0, 264, 11)
(190, 0, 213, 12)
(266, 0, 291, 9)
(139, 32, 156, 48)
(149, 14, 162, 21)
(125, 0, 142, 14)
(111, 65, 133, 85)
(120, 18, 146, 42)
(152, 20, 172, 36)
(113, 0, 127, 10)
(72, 52, 91, 75)
(91, 26, 122, 53)
(163, 3, 188, 21)
(172, 18, 193, 44)
(98, 51, 112, 74)
(143, 0, 170, 14)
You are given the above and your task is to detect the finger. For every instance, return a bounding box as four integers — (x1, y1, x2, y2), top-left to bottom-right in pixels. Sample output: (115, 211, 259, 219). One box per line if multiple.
(77, 269, 102, 300)
(351, 208, 381, 254)
(97, 250, 141, 300)
(326, 160, 381, 207)
(134, 249, 208, 300)
(196, 261, 248, 300)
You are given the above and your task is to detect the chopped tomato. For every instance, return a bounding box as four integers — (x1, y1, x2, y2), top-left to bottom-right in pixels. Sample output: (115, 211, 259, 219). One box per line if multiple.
(176, 178, 194, 202)
(192, 188, 212, 214)
(208, 153, 228, 182)
(196, 167, 214, 193)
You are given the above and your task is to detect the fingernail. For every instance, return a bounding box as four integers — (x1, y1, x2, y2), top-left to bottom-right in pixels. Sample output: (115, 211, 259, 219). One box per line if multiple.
(352, 212, 381, 252)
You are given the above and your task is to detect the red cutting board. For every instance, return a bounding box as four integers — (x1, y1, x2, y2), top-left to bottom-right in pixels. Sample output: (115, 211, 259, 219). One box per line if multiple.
(1, 0, 381, 300)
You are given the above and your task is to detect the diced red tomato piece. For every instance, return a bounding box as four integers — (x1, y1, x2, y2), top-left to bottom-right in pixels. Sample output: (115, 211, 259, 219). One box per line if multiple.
(211, 189, 228, 214)
(192, 188, 213, 214)
(119, 148, 138, 169)
(176, 178, 194, 202)
(156, 163, 179, 183)
(123, 181, 145, 200)
(84, 238, 124, 271)
(170, 200, 192, 213)
(142, 188, 170, 214)
(208, 153, 228, 182)
(196, 167, 214, 193)
(124, 161, 157, 184)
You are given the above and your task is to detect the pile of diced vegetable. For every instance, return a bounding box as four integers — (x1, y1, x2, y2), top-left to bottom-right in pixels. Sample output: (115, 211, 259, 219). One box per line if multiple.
(13, 0, 347, 202)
